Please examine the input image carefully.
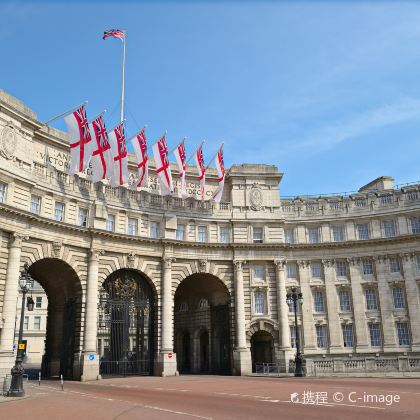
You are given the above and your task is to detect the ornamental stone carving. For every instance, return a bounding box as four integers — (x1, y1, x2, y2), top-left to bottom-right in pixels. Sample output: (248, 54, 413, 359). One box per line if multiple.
(52, 240, 62, 258)
(198, 259, 207, 273)
(234, 260, 246, 271)
(127, 252, 136, 268)
(0, 124, 17, 160)
(249, 183, 263, 211)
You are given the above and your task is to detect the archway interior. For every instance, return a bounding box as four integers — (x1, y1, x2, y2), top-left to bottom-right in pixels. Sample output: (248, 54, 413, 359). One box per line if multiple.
(28, 258, 83, 379)
(174, 273, 231, 375)
(251, 330, 274, 372)
(98, 269, 154, 376)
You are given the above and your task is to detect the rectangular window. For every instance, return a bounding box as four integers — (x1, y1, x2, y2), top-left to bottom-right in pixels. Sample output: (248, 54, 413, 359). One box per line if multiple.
(198, 226, 208, 243)
(150, 221, 160, 239)
(392, 287, 405, 309)
(285, 228, 295, 244)
(336, 261, 347, 277)
(253, 265, 264, 282)
(396, 322, 410, 346)
(308, 227, 319, 244)
(176, 224, 185, 241)
(362, 260, 374, 276)
(390, 258, 401, 273)
(332, 225, 345, 242)
(357, 224, 370, 240)
(30, 195, 41, 214)
(339, 290, 351, 311)
(78, 208, 88, 227)
(365, 289, 378, 310)
(369, 323, 382, 347)
(220, 227, 230, 243)
(411, 218, 420, 234)
(342, 324, 354, 348)
(253, 227, 263, 243)
(254, 291, 266, 314)
(383, 220, 396, 237)
(24, 316, 29, 330)
(0, 182, 6, 203)
(313, 290, 325, 312)
(54, 202, 65, 222)
(35, 297, 42, 309)
(34, 316, 41, 330)
(316, 325, 327, 348)
(290, 326, 301, 348)
(287, 263, 297, 279)
(106, 214, 115, 232)
(311, 262, 322, 278)
(128, 218, 138, 235)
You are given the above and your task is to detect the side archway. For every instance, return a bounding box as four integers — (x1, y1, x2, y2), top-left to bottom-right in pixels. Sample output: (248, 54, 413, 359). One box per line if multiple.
(250, 330, 275, 372)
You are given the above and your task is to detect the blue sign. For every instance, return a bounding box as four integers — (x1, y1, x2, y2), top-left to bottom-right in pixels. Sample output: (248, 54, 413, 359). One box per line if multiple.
(89, 353, 95, 361)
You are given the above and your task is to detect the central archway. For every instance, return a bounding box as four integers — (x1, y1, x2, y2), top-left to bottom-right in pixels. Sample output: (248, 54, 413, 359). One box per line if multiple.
(174, 273, 232, 375)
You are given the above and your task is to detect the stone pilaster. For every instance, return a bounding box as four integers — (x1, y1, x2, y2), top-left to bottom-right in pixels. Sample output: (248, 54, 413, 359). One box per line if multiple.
(274, 259, 291, 352)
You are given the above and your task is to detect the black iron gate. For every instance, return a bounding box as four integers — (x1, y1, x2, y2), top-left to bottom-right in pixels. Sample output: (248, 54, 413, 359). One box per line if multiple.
(211, 305, 231, 374)
(98, 270, 154, 376)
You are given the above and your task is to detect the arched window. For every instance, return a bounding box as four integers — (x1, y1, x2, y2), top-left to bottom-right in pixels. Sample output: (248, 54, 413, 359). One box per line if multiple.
(198, 298, 209, 309)
(179, 301, 189, 312)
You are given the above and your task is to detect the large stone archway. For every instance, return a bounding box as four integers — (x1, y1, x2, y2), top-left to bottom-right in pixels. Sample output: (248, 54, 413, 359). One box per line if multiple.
(174, 273, 232, 375)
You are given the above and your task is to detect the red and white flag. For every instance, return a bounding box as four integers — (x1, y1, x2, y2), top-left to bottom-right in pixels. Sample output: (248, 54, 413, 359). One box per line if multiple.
(88, 114, 113, 183)
(174, 139, 187, 197)
(103, 29, 125, 40)
(130, 128, 148, 189)
(152, 135, 173, 195)
(212, 146, 225, 203)
(194, 143, 206, 200)
(65, 105, 94, 175)
(108, 122, 128, 186)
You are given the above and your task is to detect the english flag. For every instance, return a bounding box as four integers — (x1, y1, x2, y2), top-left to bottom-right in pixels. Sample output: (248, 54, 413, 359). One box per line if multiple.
(212, 146, 225, 203)
(103, 29, 125, 40)
(152, 135, 173, 195)
(174, 139, 187, 197)
(130, 128, 148, 189)
(194, 143, 206, 200)
(89, 114, 113, 183)
(108, 122, 128, 186)
(65, 105, 94, 175)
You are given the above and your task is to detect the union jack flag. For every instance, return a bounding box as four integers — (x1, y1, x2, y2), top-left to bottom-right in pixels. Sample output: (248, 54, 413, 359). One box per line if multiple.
(130, 128, 149, 188)
(103, 29, 125, 40)
(152, 134, 173, 195)
(108, 122, 128, 186)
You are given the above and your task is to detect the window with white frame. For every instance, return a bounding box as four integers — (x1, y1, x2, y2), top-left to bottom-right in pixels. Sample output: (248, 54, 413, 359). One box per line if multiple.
(389, 257, 401, 273)
(342, 324, 354, 347)
(106, 214, 115, 232)
(383, 220, 396, 237)
(36, 297, 42, 309)
(253, 265, 264, 282)
(336, 261, 347, 277)
(332, 225, 345, 242)
(150, 221, 160, 239)
(0, 182, 6, 203)
(176, 224, 185, 241)
(54, 201, 65, 222)
(24, 316, 29, 330)
(198, 226, 208, 243)
(313, 290, 325, 312)
(411, 217, 420, 234)
(219, 226, 230, 243)
(369, 323, 382, 347)
(287, 263, 297, 279)
(254, 291, 266, 314)
(365, 288, 378, 310)
(127, 218, 138, 235)
(30, 195, 41, 214)
(396, 322, 410, 346)
(339, 290, 351, 311)
(284, 228, 295, 244)
(308, 227, 319, 243)
(311, 262, 322, 278)
(290, 325, 301, 348)
(253, 227, 263, 243)
(357, 223, 370, 240)
(316, 325, 328, 348)
(34, 316, 41, 330)
(362, 260, 374, 276)
(78, 208, 88, 227)
(392, 287, 405, 309)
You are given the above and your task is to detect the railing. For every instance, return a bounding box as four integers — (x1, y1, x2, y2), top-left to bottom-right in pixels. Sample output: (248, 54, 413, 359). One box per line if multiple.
(254, 362, 288, 375)
(100, 360, 152, 377)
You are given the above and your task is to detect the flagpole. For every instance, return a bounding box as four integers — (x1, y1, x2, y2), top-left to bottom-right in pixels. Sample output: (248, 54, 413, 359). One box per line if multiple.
(186, 140, 205, 164)
(149, 130, 168, 148)
(205, 143, 224, 170)
(40, 101, 88, 127)
(169, 137, 187, 154)
(120, 34, 126, 123)
(90, 109, 107, 123)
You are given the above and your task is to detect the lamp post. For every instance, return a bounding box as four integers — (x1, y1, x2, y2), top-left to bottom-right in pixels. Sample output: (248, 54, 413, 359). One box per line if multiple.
(8, 262, 34, 397)
(286, 287, 305, 377)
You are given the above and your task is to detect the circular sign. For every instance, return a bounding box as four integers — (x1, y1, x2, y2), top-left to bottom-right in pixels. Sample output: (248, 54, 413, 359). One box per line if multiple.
(168, 352, 173, 359)
(0, 126, 17, 160)
(89, 353, 95, 361)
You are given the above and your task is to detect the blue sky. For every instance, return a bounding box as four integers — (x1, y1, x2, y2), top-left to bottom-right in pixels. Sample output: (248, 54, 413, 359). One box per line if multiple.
(1, 0, 420, 196)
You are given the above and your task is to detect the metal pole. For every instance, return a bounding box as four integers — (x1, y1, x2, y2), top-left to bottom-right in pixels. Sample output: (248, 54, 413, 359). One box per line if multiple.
(43, 101, 88, 126)
(293, 293, 304, 377)
(205, 143, 224, 170)
(186, 140, 205, 164)
(60, 374, 64, 391)
(38, 371, 41, 386)
(120, 37, 126, 123)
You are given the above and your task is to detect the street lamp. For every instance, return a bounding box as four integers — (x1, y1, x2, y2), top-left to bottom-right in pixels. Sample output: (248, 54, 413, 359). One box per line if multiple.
(8, 262, 34, 397)
(286, 287, 305, 377)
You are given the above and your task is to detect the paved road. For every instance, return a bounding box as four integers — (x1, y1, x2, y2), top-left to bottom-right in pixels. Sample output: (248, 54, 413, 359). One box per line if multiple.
(1, 375, 419, 419)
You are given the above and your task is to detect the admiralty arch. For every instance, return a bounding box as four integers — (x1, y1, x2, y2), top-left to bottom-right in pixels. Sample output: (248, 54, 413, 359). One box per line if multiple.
(0, 89, 420, 380)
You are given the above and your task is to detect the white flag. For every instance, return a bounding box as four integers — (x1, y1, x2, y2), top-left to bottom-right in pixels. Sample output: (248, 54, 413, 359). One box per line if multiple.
(194, 143, 206, 200)
(130, 128, 148, 189)
(108, 122, 128, 186)
(174, 139, 187, 197)
(212, 146, 225, 203)
(152, 135, 173, 195)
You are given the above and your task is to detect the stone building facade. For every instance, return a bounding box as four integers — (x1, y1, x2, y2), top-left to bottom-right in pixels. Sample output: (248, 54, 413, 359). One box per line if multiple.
(0, 89, 419, 380)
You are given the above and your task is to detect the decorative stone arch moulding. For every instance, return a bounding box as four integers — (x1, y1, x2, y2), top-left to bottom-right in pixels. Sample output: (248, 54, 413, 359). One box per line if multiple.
(247, 319, 278, 339)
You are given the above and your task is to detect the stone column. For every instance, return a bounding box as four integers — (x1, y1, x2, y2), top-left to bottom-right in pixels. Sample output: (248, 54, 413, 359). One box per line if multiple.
(274, 259, 291, 353)
(322, 259, 342, 352)
(0, 233, 26, 370)
(233, 260, 251, 375)
(81, 249, 102, 381)
(298, 261, 317, 351)
(375, 256, 397, 350)
(348, 258, 369, 352)
(402, 253, 420, 351)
